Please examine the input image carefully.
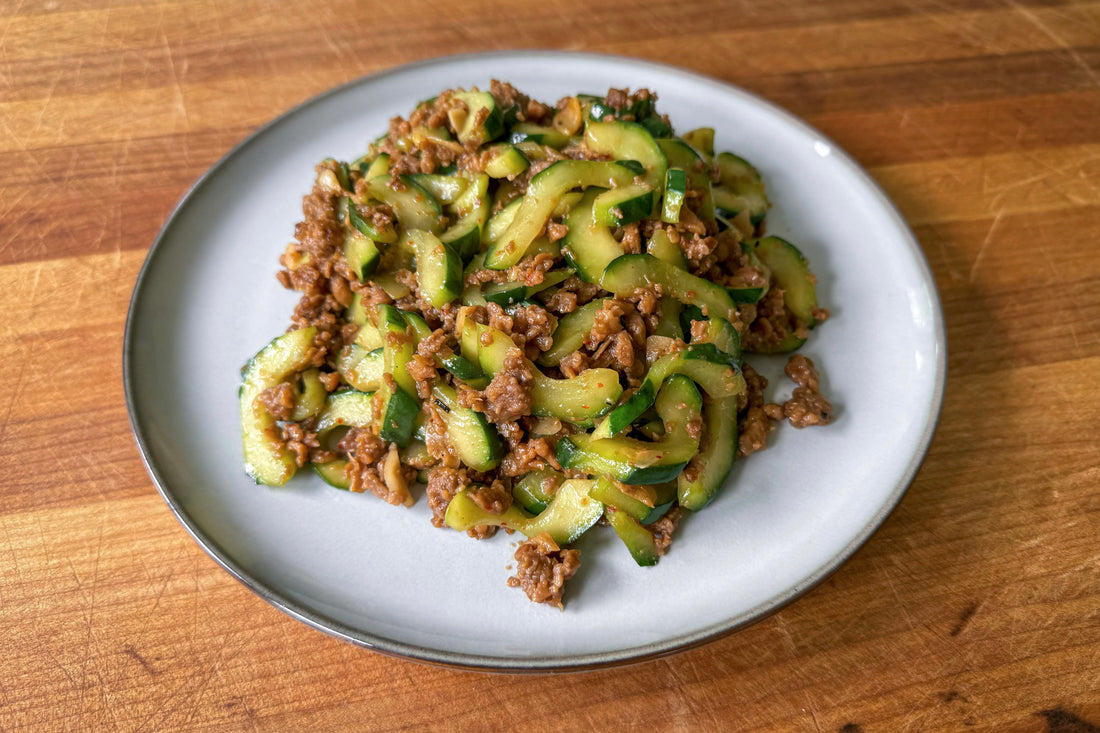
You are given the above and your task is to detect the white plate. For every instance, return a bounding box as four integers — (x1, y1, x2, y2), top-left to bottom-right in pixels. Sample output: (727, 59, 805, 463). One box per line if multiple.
(125, 51, 945, 671)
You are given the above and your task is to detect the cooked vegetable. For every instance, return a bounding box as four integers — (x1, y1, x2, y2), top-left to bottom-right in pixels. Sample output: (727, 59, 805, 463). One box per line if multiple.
(241, 83, 831, 607)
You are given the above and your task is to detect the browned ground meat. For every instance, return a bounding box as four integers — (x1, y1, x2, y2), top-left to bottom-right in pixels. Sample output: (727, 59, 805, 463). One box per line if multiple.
(783, 354, 833, 428)
(480, 348, 533, 424)
(426, 467, 466, 528)
(506, 533, 582, 608)
(468, 481, 513, 513)
(650, 507, 683, 556)
(738, 364, 783, 457)
(258, 382, 296, 421)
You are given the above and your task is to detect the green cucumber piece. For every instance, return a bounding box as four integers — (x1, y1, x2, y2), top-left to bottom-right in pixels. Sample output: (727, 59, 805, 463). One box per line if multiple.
(591, 346, 744, 439)
(290, 368, 327, 421)
(508, 122, 572, 148)
(605, 507, 659, 566)
(754, 236, 820, 325)
(316, 389, 375, 438)
(592, 183, 654, 226)
(512, 469, 562, 514)
(366, 175, 443, 233)
(657, 138, 714, 221)
(714, 152, 769, 225)
(583, 120, 668, 191)
(484, 160, 638, 270)
(484, 196, 522, 244)
(681, 127, 715, 161)
(482, 269, 573, 306)
(363, 153, 390, 180)
(557, 375, 701, 484)
(240, 327, 317, 485)
(407, 229, 462, 307)
(336, 345, 383, 392)
(445, 479, 602, 545)
(343, 231, 381, 281)
(601, 253, 738, 323)
(560, 189, 624, 283)
(678, 394, 738, 510)
(452, 91, 504, 146)
(313, 460, 351, 490)
(406, 174, 469, 205)
(378, 386, 419, 446)
(661, 168, 687, 223)
(646, 227, 687, 269)
(465, 321, 622, 422)
(484, 144, 530, 179)
(432, 383, 503, 471)
(536, 298, 609, 366)
(343, 196, 398, 244)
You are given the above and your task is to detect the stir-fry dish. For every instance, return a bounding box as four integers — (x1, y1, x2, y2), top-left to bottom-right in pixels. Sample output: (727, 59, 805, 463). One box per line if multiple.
(239, 81, 833, 608)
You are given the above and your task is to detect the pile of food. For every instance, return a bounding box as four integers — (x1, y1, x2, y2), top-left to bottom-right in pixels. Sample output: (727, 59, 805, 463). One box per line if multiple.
(239, 81, 832, 608)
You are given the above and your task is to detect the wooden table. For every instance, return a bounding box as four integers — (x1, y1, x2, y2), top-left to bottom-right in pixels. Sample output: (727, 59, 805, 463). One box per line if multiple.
(3, 0, 1099, 729)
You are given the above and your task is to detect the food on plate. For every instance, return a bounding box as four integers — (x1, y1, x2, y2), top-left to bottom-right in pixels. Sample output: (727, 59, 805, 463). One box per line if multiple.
(238, 81, 832, 608)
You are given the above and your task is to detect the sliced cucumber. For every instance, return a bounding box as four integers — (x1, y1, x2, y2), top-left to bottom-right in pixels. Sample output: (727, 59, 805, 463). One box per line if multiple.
(343, 231, 381, 281)
(512, 469, 562, 514)
(508, 122, 572, 148)
(677, 394, 738, 510)
(343, 196, 397, 244)
(646, 227, 687, 269)
(601, 253, 738, 323)
(536, 297, 609, 366)
(681, 127, 715, 161)
(289, 369, 327, 421)
(754, 236, 820, 324)
(445, 479, 602, 545)
(484, 144, 530, 179)
(592, 183, 654, 227)
(316, 389, 375, 437)
(366, 175, 444, 233)
(605, 507, 659, 566)
(314, 460, 351, 490)
(556, 376, 701, 485)
(661, 168, 687, 224)
(560, 189, 623, 284)
(464, 320, 622, 423)
(485, 160, 638, 270)
(407, 173, 469, 205)
(451, 91, 504, 147)
(407, 229, 462, 307)
(482, 269, 573, 306)
(240, 327, 317, 485)
(363, 153, 390, 180)
(336, 345, 383, 392)
(583, 120, 668, 191)
(714, 152, 769, 225)
(657, 139, 714, 221)
(432, 383, 503, 471)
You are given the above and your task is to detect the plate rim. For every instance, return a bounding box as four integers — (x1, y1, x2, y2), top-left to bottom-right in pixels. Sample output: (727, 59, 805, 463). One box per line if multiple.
(123, 49, 947, 673)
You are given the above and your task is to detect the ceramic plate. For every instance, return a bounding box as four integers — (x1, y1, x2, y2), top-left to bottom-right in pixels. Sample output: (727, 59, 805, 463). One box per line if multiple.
(125, 51, 945, 671)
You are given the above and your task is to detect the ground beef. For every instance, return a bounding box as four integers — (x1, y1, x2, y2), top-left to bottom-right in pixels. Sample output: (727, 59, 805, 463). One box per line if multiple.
(344, 430, 413, 506)
(468, 481, 512, 513)
(742, 287, 805, 353)
(738, 364, 782, 457)
(426, 467, 466, 528)
(258, 382, 296, 421)
(480, 348, 534, 424)
(650, 507, 682, 556)
(783, 354, 833, 428)
(499, 436, 560, 477)
(506, 533, 582, 608)
(485, 303, 557, 358)
(558, 350, 588, 378)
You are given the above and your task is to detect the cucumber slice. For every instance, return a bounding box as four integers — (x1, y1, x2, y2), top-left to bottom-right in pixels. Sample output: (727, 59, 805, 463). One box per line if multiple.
(378, 386, 419, 446)
(482, 269, 573, 306)
(451, 91, 504, 146)
(646, 227, 687, 270)
(605, 507, 659, 566)
(362, 153, 391, 180)
(445, 479, 602, 545)
(343, 231, 381, 281)
(485, 160, 638, 270)
(431, 383, 503, 471)
(560, 189, 624, 284)
(678, 394, 738, 510)
(714, 152, 769, 225)
(463, 320, 622, 423)
(583, 120, 668, 191)
(508, 122, 572, 148)
(536, 297, 609, 366)
(313, 460, 351, 490)
(403, 311, 489, 387)
(336, 345, 383, 392)
(592, 183, 654, 226)
(289, 369, 327, 421)
(484, 196, 522, 243)
(591, 346, 744, 439)
(372, 304, 420, 445)
(601, 253, 738, 323)
(484, 144, 530, 179)
(316, 389, 375, 437)
(512, 469, 562, 514)
(754, 236, 820, 325)
(343, 196, 398, 244)
(657, 139, 714, 221)
(406, 174, 469, 205)
(661, 168, 687, 223)
(682, 127, 715, 161)
(407, 229, 462, 307)
(239, 327, 317, 485)
(366, 175, 444, 233)
(556, 376, 701, 485)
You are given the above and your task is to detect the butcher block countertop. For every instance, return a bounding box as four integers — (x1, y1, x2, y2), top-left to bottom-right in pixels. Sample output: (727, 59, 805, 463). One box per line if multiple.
(2, 0, 1099, 730)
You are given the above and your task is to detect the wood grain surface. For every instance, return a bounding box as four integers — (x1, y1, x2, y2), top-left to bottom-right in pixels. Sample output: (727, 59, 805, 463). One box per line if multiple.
(2, 0, 1099, 730)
